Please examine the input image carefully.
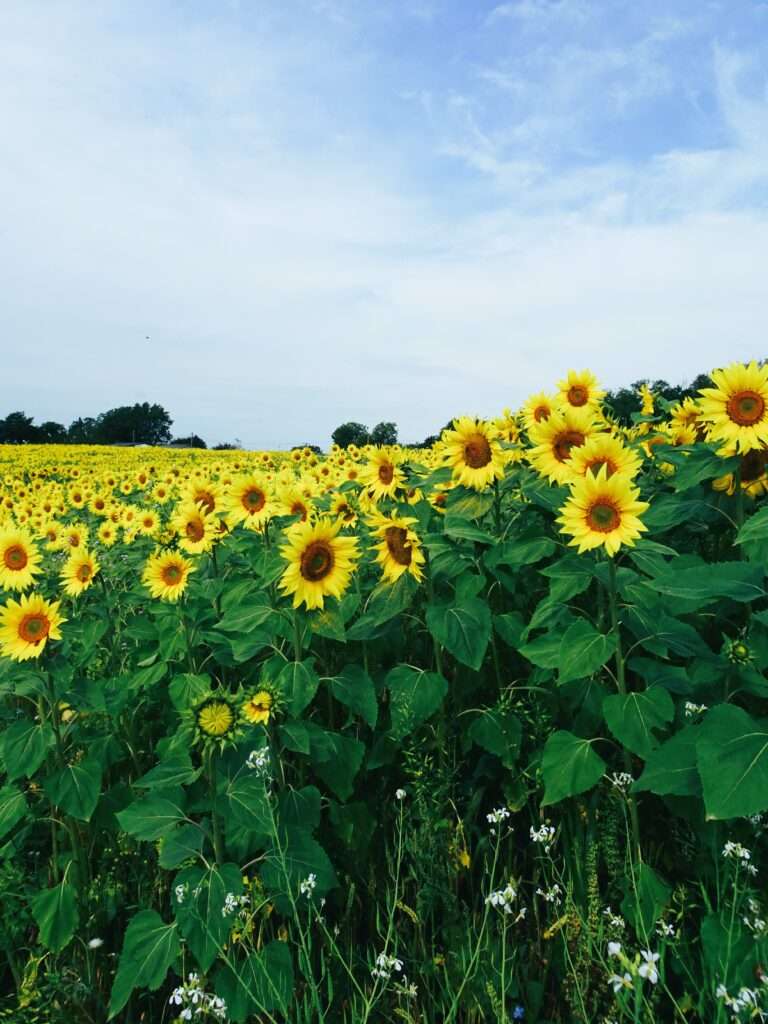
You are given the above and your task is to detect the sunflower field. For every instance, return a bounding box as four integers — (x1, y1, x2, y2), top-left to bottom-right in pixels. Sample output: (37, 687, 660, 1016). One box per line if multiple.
(3, 364, 768, 1023)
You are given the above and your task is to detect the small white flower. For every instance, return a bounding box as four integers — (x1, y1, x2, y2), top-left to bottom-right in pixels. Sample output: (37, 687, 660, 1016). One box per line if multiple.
(638, 950, 660, 985)
(608, 772, 634, 793)
(487, 807, 511, 826)
(300, 873, 317, 898)
(87, 937, 104, 949)
(609, 972, 633, 994)
(175, 883, 188, 904)
(395, 788, 406, 801)
(607, 941, 622, 957)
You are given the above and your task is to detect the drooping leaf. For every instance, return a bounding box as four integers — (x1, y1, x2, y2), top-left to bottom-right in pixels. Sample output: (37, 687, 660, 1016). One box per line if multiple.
(541, 731, 606, 806)
(44, 760, 102, 822)
(426, 598, 491, 670)
(602, 687, 674, 759)
(116, 792, 187, 840)
(174, 862, 242, 971)
(697, 704, 768, 819)
(329, 665, 378, 728)
(279, 658, 319, 717)
(0, 784, 28, 840)
(108, 911, 181, 1018)
(0, 720, 54, 781)
(558, 619, 616, 684)
(633, 727, 702, 796)
(32, 881, 78, 953)
(467, 708, 522, 768)
(386, 666, 448, 741)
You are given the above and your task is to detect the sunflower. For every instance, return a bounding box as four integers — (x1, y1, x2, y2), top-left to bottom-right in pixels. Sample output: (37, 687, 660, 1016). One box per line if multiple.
(183, 479, 222, 516)
(136, 509, 160, 536)
(60, 525, 88, 551)
(278, 483, 314, 523)
(97, 522, 118, 547)
(0, 593, 66, 661)
(279, 517, 359, 610)
(241, 689, 274, 726)
(567, 434, 643, 482)
(557, 370, 604, 411)
(330, 492, 358, 527)
(60, 549, 100, 597)
(712, 448, 768, 498)
(370, 513, 425, 584)
(638, 383, 655, 417)
(0, 529, 42, 591)
(172, 501, 217, 554)
(522, 392, 556, 432)
(226, 475, 272, 529)
(527, 407, 597, 485)
(142, 551, 195, 602)
(189, 691, 242, 748)
(557, 466, 649, 556)
(359, 449, 405, 502)
(669, 397, 702, 435)
(442, 417, 505, 491)
(698, 361, 768, 453)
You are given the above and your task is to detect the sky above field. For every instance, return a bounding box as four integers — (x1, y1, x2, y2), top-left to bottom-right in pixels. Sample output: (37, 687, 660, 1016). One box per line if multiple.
(2, 0, 768, 448)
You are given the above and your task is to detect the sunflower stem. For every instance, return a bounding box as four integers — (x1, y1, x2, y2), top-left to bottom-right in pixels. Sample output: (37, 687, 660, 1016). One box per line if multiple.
(207, 747, 224, 866)
(293, 610, 303, 662)
(606, 557, 642, 862)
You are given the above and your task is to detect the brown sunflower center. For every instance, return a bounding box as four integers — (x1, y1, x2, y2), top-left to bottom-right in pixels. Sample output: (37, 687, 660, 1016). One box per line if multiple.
(586, 501, 620, 533)
(727, 390, 766, 426)
(586, 457, 616, 477)
(463, 434, 492, 469)
(300, 540, 334, 582)
(19, 613, 50, 645)
(378, 463, 395, 485)
(186, 519, 205, 542)
(740, 450, 768, 483)
(290, 502, 308, 521)
(195, 490, 215, 513)
(385, 526, 412, 566)
(243, 488, 266, 512)
(567, 385, 588, 407)
(161, 564, 183, 585)
(3, 545, 28, 571)
(553, 430, 586, 462)
(68, 534, 80, 547)
(76, 564, 92, 582)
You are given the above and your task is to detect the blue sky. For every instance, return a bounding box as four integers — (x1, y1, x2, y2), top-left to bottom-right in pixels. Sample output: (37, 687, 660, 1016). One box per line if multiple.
(2, 0, 767, 447)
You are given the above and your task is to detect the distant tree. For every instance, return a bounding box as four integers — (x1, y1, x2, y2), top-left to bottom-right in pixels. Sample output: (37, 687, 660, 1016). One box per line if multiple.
(171, 434, 207, 449)
(292, 444, 323, 455)
(331, 422, 370, 448)
(370, 421, 398, 446)
(38, 421, 68, 443)
(67, 417, 98, 444)
(213, 442, 242, 450)
(95, 403, 173, 446)
(0, 411, 38, 443)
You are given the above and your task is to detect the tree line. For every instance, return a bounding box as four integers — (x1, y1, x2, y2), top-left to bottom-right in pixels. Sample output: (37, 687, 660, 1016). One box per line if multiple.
(0, 368, 731, 450)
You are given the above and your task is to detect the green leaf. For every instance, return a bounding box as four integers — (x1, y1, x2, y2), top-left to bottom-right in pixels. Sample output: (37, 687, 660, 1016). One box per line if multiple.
(116, 792, 187, 840)
(643, 495, 708, 533)
(736, 505, 768, 545)
(174, 862, 242, 971)
(223, 773, 272, 834)
(426, 597, 491, 670)
(487, 536, 556, 568)
(0, 784, 27, 840)
(493, 612, 526, 650)
(214, 601, 274, 633)
(518, 631, 563, 669)
(621, 863, 671, 934)
(158, 824, 205, 869)
(360, 573, 419, 628)
(108, 911, 181, 1018)
(329, 665, 378, 728)
(602, 687, 674, 759)
(541, 731, 606, 806)
(134, 755, 201, 790)
(218, 940, 294, 1021)
(633, 727, 702, 796)
(279, 721, 310, 755)
(467, 708, 522, 768)
(386, 666, 448, 741)
(646, 562, 765, 606)
(44, 760, 101, 822)
(32, 881, 78, 953)
(557, 619, 616, 684)
(279, 659, 319, 717)
(311, 732, 365, 801)
(444, 486, 495, 518)
(443, 515, 495, 545)
(0, 720, 54, 781)
(262, 825, 337, 903)
(697, 704, 768, 819)
(169, 673, 211, 711)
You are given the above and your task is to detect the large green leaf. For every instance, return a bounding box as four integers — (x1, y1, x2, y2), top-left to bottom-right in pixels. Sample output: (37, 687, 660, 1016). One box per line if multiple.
(217, 940, 295, 1021)
(222, 773, 272, 834)
(134, 755, 201, 790)
(541, 731, 606, 806)
(158, 824, 206, 869)
(467, 708, 522, 768)
(279, 658, 319, 717)
(116, 792, 187, 840)
(108, 911, 181, 1018)
(169, 673, 211, 711)
(646, 562, 765, 606)
(697, 704, 768, 819)
(44, 760, 101, 822)
(262, 825, 337, 904)
(633, 727, 702, 796)
(386, 666, 447, 741)
(32, 881, 78, 953)
(311, 731, 365, 801)
(0, 784, 27, 840)
(558, 619, 616, 684)
(736, 505, 768, 546)
(174, 862, 242, 971)
(621, 863, 671, 934)
(0, 720, 54, 781)
(426, 597, 491, 670)
(602, 687, 674, 759)
(329, 665, 378, 728)
(214, 601, 274, 633)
